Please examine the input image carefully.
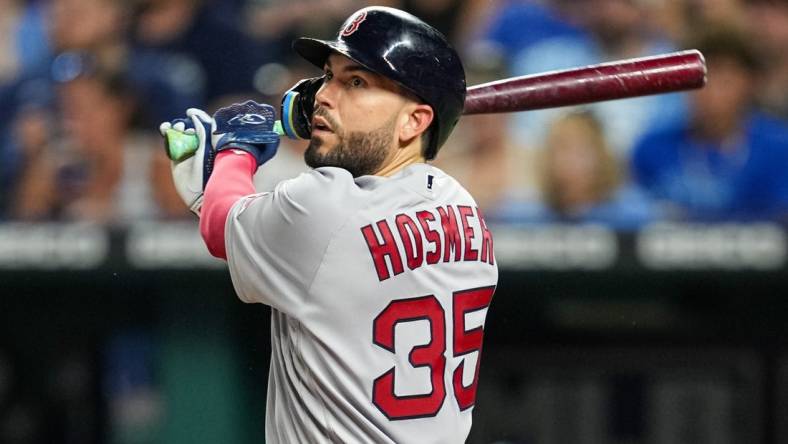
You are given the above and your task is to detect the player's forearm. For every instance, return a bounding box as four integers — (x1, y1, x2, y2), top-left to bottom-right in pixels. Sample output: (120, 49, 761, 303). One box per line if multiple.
(200, 150, 257, 259)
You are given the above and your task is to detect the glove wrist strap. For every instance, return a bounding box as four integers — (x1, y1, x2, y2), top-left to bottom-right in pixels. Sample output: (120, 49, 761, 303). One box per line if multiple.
(216, 142, 267, 166)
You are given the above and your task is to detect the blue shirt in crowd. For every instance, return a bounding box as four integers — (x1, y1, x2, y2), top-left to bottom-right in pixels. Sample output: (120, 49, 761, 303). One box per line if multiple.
(631, 113, 788, 222)
(489, 185, 660, 231)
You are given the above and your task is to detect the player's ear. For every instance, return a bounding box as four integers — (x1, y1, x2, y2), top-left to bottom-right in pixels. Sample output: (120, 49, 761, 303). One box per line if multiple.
(398, 103, 433, 147)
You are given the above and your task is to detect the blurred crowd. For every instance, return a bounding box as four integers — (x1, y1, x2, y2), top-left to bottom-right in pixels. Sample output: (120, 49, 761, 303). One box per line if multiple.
(0, 0, 787, 227)
(1, 3, 788, 442)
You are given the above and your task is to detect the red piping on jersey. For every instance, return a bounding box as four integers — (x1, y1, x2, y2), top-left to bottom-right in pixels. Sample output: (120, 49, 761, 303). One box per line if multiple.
(200, 150, 257, 259)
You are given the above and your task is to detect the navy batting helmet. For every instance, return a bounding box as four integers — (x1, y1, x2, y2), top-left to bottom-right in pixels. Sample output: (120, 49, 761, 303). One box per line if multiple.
(293, 6, 466, 160)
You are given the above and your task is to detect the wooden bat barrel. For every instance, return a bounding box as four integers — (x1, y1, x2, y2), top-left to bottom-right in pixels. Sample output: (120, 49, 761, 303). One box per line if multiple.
(462, 50, 707, 115)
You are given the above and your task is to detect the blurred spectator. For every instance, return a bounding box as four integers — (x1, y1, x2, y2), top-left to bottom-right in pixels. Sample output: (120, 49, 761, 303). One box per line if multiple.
(467, 0, 583, 71)
(435, 113, 536, 223)
(0, 76, 54, 219)
(0, 0, 132, 218)
(631, 26, 788, 222)
(7, 104, 56, 220)
(434, 60, 537, 222)
(0, 0, 49, 83)
(49, 0, 130, 66)
(244, 0, 355, 44)
(500, 111, 658, 229)
(0, 0, 23, 85)
(130, 0, 267, 121)
(746, 0, 788, 119)
(10, 67, 187, 222)
(505, 0, 687, 155)
(684, 0, 749, 31)
(0, 0, 53, 214)
(241, 1, 359, 117)
(402, 0, 466, 41)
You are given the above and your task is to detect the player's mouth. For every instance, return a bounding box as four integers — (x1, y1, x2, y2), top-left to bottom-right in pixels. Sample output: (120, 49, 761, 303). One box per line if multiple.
(312, 116, 334, 134)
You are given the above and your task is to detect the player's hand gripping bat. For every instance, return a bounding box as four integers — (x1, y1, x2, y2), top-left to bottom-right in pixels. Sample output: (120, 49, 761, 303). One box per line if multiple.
(165, 50, 706, 161)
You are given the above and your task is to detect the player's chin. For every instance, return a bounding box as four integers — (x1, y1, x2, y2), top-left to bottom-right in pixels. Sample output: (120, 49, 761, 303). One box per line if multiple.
(305, 135, 336, 168)
(309, 131, 338, 152)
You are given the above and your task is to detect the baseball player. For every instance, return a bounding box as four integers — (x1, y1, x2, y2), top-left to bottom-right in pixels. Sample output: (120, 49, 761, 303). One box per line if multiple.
(160, 7, 497, 443)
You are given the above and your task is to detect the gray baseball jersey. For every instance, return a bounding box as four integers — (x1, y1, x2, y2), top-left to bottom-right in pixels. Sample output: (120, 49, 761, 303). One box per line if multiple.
(225, 163, 498, 443)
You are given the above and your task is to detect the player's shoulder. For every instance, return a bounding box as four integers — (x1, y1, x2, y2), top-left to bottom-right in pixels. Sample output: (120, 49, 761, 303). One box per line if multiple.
(261, 166, 370, 222)
(358, 163, 478, 208)
(279, 166, 366, 199)
(428, 164, 478, 205)
(273, 164, 478, 216)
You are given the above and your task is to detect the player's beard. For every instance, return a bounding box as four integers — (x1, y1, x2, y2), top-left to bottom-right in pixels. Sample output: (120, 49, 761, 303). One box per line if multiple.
(304, 110, 395, 178)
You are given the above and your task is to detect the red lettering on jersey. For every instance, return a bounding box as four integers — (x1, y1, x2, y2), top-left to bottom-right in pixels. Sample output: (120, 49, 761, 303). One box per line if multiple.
(437, 206, 462, 263)
(452, 286, 495, 410)
(458, 206, 478, 262)
(361, 220, 404, 281)
(372, 295, 446, 420)
(395, 214, 423, 271)
(416, 211, 441, 265)
(476, 207, 495, 265)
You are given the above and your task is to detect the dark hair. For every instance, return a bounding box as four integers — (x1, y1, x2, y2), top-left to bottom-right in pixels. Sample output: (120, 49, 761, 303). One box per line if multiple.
(542, 110, 621, 213)
(688, 26, 761, 73)
(421, 127, 434, 157)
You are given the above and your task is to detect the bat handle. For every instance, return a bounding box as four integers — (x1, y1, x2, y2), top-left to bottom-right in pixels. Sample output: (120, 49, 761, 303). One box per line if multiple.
(166, 120, 286, 161)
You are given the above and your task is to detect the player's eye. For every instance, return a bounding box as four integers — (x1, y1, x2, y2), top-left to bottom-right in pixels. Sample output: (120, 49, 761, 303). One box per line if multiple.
(324, 70, 333, 81)
(349, 76, 365, 88)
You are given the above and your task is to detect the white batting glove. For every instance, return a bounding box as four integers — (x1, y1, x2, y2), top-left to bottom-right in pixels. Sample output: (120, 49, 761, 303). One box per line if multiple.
(159, 108, 213, 215)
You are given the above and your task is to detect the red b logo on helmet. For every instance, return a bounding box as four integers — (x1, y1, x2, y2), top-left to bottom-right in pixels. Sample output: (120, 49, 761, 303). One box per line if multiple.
(341, 11, 367, 37)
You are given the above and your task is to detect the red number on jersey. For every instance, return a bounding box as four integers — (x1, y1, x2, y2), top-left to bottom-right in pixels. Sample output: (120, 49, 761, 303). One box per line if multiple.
(452, 287, 495, 410)
(372, 296, 446, 420)
(372, 286, 495, 420)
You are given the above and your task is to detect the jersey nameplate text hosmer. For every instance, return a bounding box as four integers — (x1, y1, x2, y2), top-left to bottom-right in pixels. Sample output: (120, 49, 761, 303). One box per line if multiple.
(361, 205, 495, 281)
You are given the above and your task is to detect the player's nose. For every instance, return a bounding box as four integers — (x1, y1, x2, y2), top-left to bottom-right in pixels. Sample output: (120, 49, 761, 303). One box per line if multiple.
(314, 80, 336, 110)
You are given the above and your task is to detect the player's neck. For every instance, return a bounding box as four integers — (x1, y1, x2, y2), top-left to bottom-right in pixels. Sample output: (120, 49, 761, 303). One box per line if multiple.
(374, 144, 426, 177)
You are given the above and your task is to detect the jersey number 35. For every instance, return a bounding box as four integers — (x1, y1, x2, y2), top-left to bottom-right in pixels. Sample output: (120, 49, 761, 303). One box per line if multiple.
(372, 286, 495, 420)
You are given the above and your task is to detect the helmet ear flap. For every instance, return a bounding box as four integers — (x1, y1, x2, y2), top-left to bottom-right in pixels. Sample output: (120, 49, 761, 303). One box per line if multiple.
(280, 76, 325, 140)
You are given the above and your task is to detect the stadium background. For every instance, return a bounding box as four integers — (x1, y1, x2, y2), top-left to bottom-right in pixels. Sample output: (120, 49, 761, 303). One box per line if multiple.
(1, 0, 787, 443)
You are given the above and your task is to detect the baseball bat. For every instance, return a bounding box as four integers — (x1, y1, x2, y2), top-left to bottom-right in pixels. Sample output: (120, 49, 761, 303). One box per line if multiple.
(165, 50, 706, 161)
(463, 49, 706, 114)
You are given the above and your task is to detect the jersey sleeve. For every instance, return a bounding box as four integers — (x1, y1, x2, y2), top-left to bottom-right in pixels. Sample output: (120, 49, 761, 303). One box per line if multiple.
(224, 167, 360, 313)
